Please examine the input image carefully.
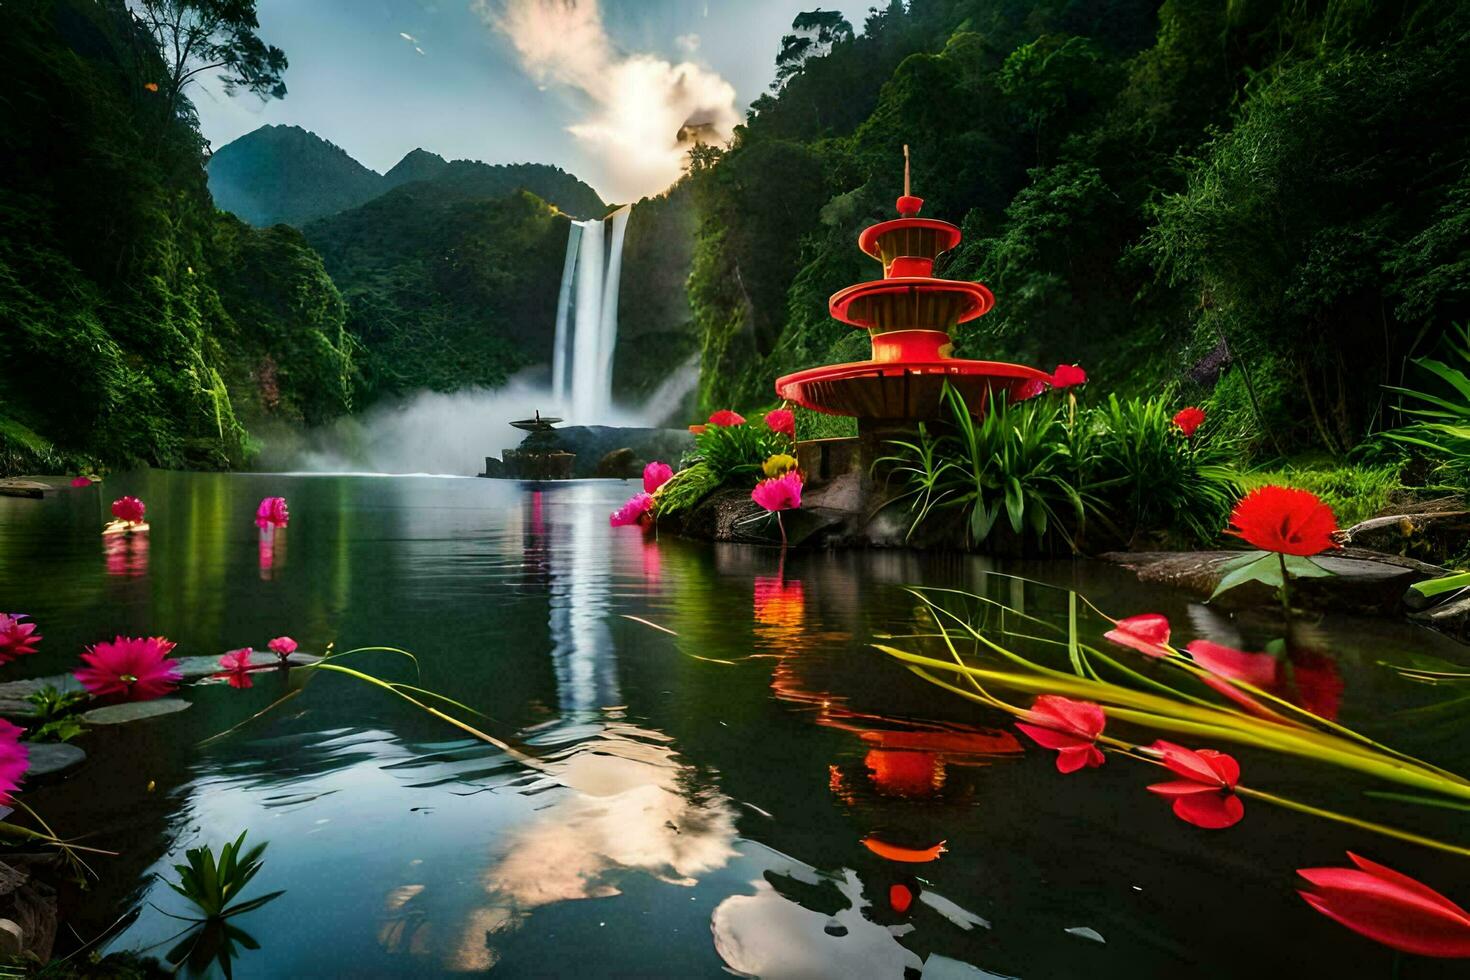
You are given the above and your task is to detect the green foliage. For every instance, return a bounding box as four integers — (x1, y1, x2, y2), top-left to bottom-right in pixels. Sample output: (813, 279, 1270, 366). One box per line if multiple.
(1091, 394, 1241, 546)
(686, 421, 790, 485)
(23, 686, 91, 743)
(651, 462, 720, 517)
(1242, 461, 1404, 526)
(1384, 323, 1470, 488)
(879, 385, 1087, 549)
(167, 831, 281, 920)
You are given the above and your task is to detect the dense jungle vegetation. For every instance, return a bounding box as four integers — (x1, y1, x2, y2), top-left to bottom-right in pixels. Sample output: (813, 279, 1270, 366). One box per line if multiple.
(692, 0, 1470, 476)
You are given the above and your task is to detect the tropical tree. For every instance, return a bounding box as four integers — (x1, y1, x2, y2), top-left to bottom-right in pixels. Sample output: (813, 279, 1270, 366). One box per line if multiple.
(129, 0, 287, 118)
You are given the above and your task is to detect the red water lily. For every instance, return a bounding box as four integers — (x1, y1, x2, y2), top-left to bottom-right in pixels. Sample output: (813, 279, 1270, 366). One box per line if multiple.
(752, 471, 803, 512)
(764, 408, 796, 439)
(642, 461, 674, 494)
(708, 409, 746, 427)
(1015, 695, 1106, 772)
(1297, 852, 1470, 958)
(74, 636, 181, 701)
(1050, 364, 1087, 388)
(255, 496, 289, 529)
(1146, 740, 1245, 829)
(267, 636, 298, 659)
(609, 492, 654, 528)
(0, 613, 42, 663)
(218, 648, 255, 689)
(70, 476, 93, 488)
(1172, 406, 1206, 437)
(1104, 613, 1171, 658)
(0, 720, 29, 804)
(1226, 486, 1340, 556)
(111, 496, 146, 525)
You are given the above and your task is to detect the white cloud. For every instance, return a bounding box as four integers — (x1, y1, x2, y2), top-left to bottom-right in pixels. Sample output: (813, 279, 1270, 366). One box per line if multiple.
(674, 32, 700, 55)
(477, 0, 738, 201)
(399, 31, 417, 42)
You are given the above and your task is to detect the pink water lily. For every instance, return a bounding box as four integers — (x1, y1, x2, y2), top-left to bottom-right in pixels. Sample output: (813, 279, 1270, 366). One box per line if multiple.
(752, 471, 803, 513)
(1104, 613, 1172, 658)
(765, 408, 796, 439)
(75, 636, 181, 701)
(70, 476, 92, 488)
(1015, 695, 1106, 773)
(267, 636, 298, 659)
(610, 492, 654, 528)
(643, 461, 674, 494)
(0, 720, 29, 804)
(111, 496, 146, 525)
(255, 496, 289, 529)
(0, 614, 42, 663)
(219, 648, 254, 672)
(1146, 740, 1245, 829)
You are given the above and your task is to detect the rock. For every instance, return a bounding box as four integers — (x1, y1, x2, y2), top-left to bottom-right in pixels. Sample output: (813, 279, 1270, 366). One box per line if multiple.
(80, 698, 190, 725)
(0, 918, 22, 955)
(0, 480, 53, 499)
(24, 742, 85, 777)
(479, 455, 506, 478)
(1408, 594, 1470, 640)
(1340, 507, 1470, 564)
(520, 426, 693, 478)
(1099, 548, 1445, 615)
(0, 859, 56, 961)
(595, 447, 640, 479)
(0, 675, 85, 719)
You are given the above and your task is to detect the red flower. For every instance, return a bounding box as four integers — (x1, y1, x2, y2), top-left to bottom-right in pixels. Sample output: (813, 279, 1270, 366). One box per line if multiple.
(1015, 695, 1106, 772)
(74, 636, 181, 701)
(255, 496, 289, 529)
(764, 408, 796, 439)
(610, 492, 654, 527)
(708, 410, 746, 427)
(752, 471, 802, 512)
(0, 614, 42, 663)
(111, 496, 146, 524)
(1104, 613, 1171, 658)
(1146, 740, 1245, 829)
(643, 461, 674, 494)
(1226, 486, 1340, 556)
(1297, 852, 1470, 958)
(1172, 406, 1206, 437)
(219, 648, 254, 672)
(1013, 377, 1050, 401)
(70, 476, 92, 488)
(889, 884, 914, 914)
(1050, 364, 1087, 388)
(267, 636, 298, 660)
(0, 720, 28, 804)
(1186, 640, 1278, 688)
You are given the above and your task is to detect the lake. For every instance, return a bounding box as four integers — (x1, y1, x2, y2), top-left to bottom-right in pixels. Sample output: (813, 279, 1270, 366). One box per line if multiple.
(2, 472, 1467, 977)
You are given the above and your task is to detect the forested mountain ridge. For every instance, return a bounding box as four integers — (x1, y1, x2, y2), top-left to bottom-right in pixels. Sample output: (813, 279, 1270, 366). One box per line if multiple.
(206, 124, 608, 227)
(694, 0, 1470, 457)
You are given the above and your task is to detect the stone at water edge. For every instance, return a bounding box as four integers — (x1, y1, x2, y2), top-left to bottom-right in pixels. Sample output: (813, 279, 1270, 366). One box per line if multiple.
(79, 698, 190, 725)
(23, 742, 84, 777)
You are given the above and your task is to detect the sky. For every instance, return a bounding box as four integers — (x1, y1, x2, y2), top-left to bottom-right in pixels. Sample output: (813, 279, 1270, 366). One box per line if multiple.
(194, 0, 873, 202)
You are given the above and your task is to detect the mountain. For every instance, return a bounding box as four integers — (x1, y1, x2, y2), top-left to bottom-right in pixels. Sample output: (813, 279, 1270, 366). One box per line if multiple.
(207, 124, 383, 227)
(208, 126, 608, 227)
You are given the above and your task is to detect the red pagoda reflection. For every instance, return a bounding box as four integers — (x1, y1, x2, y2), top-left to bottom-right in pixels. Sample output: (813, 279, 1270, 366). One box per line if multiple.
(776, 147, 1048, 422)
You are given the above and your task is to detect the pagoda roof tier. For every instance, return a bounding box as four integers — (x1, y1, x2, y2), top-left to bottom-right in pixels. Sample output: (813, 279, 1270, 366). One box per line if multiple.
(829, 277, 994, 329)
(776, 358, 1049, 420)
(858, 217, 962, 264)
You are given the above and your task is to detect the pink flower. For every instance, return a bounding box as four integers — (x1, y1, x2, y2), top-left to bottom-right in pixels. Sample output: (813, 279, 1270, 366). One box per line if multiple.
(643, 461, 674, 494)
(74, 636, 181, 701)
(267, 636, 298, 659)
(765, 409, 796, 439)
(1015, 695, 1106, 773)
(70, 476, 92, 488)
(1050, 364, 1088, 388)
(255, 496, 289, 529)
(0, 721, 29, 804)
(1146, 740, 1245, 829)
(1013, 377, 1050, 401)
(111, 496, 146, 524)
(752, 471, 803, 512)
(610, 492, 654, 527)
(708, 409, 746, 427)
(1297, 852, 1470, 958)
(1103, 613, 1171, 658)
(1187, 640, 1278, 687)
(0, 614, 42, 663)
(1173, 406, 1206, 437)
(219, 648, 254, 672)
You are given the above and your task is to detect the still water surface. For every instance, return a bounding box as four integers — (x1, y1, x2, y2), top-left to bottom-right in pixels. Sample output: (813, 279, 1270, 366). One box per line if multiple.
(2, 473, 1468, 978)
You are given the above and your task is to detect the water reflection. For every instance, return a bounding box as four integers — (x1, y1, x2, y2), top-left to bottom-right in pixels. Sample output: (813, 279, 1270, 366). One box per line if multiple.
(104, 530, 149, 578)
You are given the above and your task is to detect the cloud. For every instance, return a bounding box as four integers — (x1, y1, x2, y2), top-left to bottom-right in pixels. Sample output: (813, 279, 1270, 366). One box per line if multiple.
(674, 32, 700, 55)
(399, 31, 417, 42)
(478, 0, 738, 201)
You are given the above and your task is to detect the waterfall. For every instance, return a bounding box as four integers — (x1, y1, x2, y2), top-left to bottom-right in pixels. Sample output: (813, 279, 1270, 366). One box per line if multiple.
(552, 205, 633, 424)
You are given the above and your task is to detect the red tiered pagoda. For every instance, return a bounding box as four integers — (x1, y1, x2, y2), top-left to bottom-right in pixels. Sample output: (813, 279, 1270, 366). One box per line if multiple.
(775, 149, 1048, 428)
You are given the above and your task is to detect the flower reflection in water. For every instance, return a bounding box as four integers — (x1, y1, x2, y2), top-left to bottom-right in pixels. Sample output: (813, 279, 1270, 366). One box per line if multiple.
(259, 528, 285, 581)
(104, 530, 149, 578)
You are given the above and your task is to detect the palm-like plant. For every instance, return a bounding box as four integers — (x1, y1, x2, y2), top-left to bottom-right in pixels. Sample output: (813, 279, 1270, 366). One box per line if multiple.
(167, 832, 282, 921)
(1385, 323, 1470, 486)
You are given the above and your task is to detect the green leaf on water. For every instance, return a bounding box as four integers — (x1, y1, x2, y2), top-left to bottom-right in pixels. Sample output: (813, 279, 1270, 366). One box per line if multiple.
(1411, 570, 1470, 598)
(1210, 552, 1281, 598)
(1281, 555, 1334, 579)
